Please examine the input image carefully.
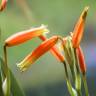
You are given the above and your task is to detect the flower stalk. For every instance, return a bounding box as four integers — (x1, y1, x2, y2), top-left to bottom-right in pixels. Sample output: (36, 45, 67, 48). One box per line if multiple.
(74, 49, 82, 96)
(82, 74, 89, 96)
(63, 61, 76, 96)
(3, 45, 11, 96)
(59, 37, 77, 96)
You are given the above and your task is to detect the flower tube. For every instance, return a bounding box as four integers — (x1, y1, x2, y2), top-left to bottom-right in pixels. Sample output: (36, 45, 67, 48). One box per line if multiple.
(72, 6, 89, 48)
(5, 25, 49, 47)
(17, 36, 59, 71)
(76, 46, 86, 74)
(39, 35, 64, 62)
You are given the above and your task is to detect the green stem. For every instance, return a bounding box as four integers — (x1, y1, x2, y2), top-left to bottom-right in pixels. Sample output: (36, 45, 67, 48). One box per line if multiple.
(4, 45, 8, 77)
(63, 62, 76, 96)
(75, 74, 82, 96)
(0, 69, 4, 96)
(74, 49, 82, 96)
(77, 89, 82, 96)
(82, 74, 89, 96)
(59, 37, 76, 96)
(3, 45, 10, 96)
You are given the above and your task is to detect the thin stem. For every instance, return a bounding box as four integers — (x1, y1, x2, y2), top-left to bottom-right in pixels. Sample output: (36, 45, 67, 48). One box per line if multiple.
(67, 37, 76, 83)
(59, 37, 76, 96)
(3, 45, 10, 96)
(0, 70, 4, 96)
(3, 45, 8, 77)
(77, 88, 82, 96)
(82, 73, 89, 96)
(63, 61, 68, 78)
(74, 49, 82, 96)
(63, 61, 75, 96)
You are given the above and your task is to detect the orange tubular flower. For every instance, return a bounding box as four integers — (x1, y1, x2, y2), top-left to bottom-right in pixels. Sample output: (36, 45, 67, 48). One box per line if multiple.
(39, 35, 64, 62)
(76, 46, 86, 74)
(72, 6, 89, 48)
(5, 25, 49, 47)
(0, 0, 7, 11)
(17, 36, 59, 72)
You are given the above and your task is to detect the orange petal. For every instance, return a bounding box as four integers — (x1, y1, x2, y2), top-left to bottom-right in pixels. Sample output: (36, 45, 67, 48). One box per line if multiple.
(17, 36, 59, 71)
(50, 47, 64, 62)
(39, 35, 47, 41)
(39, 35, 64, 62)
(72, 7, 89, 48)
(5, 25, 49, 47)
(0, 0, 7, 11)
(76, 46, 86, 74)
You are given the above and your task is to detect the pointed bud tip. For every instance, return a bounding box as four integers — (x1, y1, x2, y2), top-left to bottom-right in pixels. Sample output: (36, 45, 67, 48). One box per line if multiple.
(0, 0, 8, 11)
(85, 6, 89, 11)
(82, 6, 89, 19)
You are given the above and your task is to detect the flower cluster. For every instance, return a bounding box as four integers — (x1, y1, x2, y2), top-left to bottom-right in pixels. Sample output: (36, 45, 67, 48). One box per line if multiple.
(4, 6, 89, 96)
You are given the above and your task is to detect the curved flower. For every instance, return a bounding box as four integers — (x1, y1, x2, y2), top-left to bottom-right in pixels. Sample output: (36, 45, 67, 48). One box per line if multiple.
(5, 25, 49, 47)
(76, 46, 86, 74)
(0, 0, 7, 11)
(72, 6, 89, 48)
(39, 35, 64, 62)
(17, 36, 59, 72)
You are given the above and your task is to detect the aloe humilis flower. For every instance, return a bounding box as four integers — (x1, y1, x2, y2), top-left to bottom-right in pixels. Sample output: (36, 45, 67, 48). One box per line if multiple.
(72, 6, 89, 48)
(76, 46, 86, 74)
(0, 0, 7, 11)
(5, 25, 49, 47)
(17, 36, 59, 71)
(39, 35, 65, 62)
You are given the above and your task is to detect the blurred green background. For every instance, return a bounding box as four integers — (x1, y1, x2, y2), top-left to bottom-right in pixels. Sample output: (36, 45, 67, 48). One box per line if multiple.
(0, 0, 96, 96)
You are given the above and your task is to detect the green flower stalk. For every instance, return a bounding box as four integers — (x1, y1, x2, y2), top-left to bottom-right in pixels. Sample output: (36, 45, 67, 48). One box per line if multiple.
(3, 45, 11, 96)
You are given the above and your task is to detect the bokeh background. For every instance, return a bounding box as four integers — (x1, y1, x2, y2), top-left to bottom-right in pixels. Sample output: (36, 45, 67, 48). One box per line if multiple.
(0, 0, 96, 96)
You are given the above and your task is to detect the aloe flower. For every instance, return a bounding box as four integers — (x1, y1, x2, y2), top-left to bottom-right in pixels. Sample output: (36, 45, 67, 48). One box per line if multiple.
(5, 25, 49, 47)
(76, 46, 86, 74)
(17, 36, 59, 72)
(72, 6, 89, 48)
(0, 0, 7, 11)
(39, 35, 65, 62)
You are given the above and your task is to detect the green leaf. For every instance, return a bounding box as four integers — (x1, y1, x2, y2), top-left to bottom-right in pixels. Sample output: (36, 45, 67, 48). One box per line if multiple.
(10, 70, 26, 96)
(75, 74, 81, 91)
(0, 57, 11, 96)
(82, 74, 89, 96)
(74, 50, 82, 95)
(0, 57, 6, 79)
(0, 57, 4, 96)
(66, 79, 77, 96)
(63, 62, 76, 96)
(0, 57, 25, 96)
(67, 37, 76, 81)
(0, 73, 4, 96)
